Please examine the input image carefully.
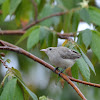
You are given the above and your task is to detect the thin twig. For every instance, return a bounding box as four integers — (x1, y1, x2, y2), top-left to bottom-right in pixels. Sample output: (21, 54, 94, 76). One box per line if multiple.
(31, 0, 38, 21)
(68, 76, 100, 88)
(22, 11, 67, 30)
(0, 59, 9, 68)
(22, 7, 80, 31)
(0, 40, 86, 100)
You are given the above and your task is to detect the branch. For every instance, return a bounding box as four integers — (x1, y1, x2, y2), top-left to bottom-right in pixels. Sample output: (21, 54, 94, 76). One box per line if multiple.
(0, 30, 25, 35)
(22, 7, 80, 31)
(68, 76, 100, 88)
(0, 40, 99, 88)
(31, 0, 38, 21)
(57, 33, 75, 39)
(0, 40, 86, 100)
(0, 59, 9, 69)
(22, 11, 67, 30)
(0, 30, 75, 39)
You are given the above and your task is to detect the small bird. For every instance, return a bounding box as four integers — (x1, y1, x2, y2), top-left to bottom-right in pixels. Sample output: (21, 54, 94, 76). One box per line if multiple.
(40, 46, 81, 74)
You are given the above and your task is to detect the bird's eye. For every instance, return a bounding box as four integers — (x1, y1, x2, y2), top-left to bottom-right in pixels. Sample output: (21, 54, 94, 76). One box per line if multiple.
(49, 48, 52, 50)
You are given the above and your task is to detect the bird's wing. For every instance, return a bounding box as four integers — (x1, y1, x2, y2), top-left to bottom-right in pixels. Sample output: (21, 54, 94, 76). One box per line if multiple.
(58, 47, 81, 59)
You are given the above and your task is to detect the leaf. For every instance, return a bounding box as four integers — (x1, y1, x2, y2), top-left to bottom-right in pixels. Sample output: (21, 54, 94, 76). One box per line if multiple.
(88, 6, 100, 26)
(79, 49, 96, 75)
(6, 59, 11, 63)
(17, 78, 38, 100)
(39, 26, 49, 45)
(57, 0, 81, 10)
(16, 26, 40, 45)
(63, 11, 73, 32)
(79, 8, 90, 24)
(27, 27, 40, 50)
(38, 4, 62, 27)
(77, 32, 86, 51)
(71, 63, 79, 79)
(10, 0, 22, 15)
(0, 86, 3, 96)
(0, 78, 24, 100)
(76, 57, 90, 81)
(46, 32, 53, 47)
(52, 32, 58, 47)
(72, 11, 80, 32)
(81, 29, 92, 48)
(2, 0, 10, 19)
(0, 0, 6, 4)
(11, 67, 23, 80)
(15, 0, 32, 25)
(91, 30, 100, 61)
(39, 96, 47, 100)
(11, 68, 36, 100)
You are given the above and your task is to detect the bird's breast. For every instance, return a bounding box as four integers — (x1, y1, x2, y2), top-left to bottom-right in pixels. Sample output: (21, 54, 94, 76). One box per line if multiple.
(49, 55, 75, 68)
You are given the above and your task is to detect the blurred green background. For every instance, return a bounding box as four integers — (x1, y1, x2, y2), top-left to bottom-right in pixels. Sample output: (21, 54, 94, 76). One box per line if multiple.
(0, 0, 100, 100)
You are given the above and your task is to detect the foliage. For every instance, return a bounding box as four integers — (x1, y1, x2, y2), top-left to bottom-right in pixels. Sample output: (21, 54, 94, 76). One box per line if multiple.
(0, 0, 100, 100)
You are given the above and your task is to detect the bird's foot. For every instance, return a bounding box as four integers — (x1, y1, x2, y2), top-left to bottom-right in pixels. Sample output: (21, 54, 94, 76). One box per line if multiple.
(58, 67, 66, 76)
(53, 67, 59, 72)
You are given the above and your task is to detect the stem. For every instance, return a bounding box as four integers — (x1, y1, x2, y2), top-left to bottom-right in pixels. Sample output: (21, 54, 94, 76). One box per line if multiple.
(31, 0, 38, 21)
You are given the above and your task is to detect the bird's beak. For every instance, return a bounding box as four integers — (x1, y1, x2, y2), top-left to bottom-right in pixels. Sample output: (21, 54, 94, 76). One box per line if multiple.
(40, 49, 47, 52)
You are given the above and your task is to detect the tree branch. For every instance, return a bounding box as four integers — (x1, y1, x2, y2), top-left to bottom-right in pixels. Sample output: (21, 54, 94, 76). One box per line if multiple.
(0, 30, 75, 39)
(22, 7, 80, 31)
(0, 30, 25, 35)
(22, 11, 67, 30)
(68, 76, 100, 88)
(0, 40, 86, 100)
(57, 33, 75, 39)
(31, 0, 38, 21)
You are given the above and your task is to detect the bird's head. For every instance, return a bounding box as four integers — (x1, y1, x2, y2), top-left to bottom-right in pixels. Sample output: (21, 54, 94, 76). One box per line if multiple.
(40, 47, 57, 56)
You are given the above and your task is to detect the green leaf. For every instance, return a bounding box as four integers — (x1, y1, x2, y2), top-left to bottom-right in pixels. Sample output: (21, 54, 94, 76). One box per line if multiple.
(71, 63, 79, 79)
(81, 29, 92, 48)
(46, 32, 53, 47)
(17, 78, 38, 100)
(6, 59, 11, 63)
(79, 8, 90, 24)
(0, 78, 24, 100)
(40, 27, 58, 47)
(88, 6, 100, 26)
(39, 96, 47, 100)
(0, 0, 6, 4)
(79, 49, 96, 75)
(40, 27, 49, 45)
(11, 67, 23, 80)
(52, 32, 58, 47)
(16, 26, 40, 45)
(15, 0, 32, 25)
(57, 0, 81, 10)
(27, 27, 40, 50)
(91, 30, 100, 61)
(2, 0, 10, 19)
(38, 4, 62, 27)
(0, 86, 3, 96)
(77, 57, 90, 81)
(10, 0, 22, 15)
(72, 11, 80, 32)
(63, 11, 73, 32)
(11, 68, 30, 100)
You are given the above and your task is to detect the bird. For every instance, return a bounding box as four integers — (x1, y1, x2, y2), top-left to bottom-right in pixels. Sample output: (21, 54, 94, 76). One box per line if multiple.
(40, 46, 81, 74)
